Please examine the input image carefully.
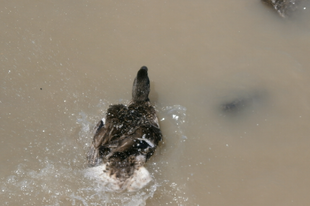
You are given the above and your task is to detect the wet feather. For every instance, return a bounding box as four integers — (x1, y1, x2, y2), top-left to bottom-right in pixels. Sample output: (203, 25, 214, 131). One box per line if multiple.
(86, 66, 162, 192)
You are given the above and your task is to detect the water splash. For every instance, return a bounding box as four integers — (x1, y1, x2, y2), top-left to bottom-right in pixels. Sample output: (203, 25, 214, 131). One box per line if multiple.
(0, 103, 189, 206)
(161, 105, 187, 142)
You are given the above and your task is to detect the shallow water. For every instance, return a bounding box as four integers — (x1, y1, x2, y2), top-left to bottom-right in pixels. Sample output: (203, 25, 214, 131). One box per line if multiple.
(1, 0, 310, 205)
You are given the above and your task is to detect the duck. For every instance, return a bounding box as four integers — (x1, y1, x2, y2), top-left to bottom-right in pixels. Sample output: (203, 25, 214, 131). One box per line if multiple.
(86, 66, 162, 192)
(262, 0, 301, 17)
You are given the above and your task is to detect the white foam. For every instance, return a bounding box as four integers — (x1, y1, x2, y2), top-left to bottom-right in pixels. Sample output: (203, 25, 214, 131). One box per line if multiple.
(126, 166, 152, 192)
(84, 163, 152, 192)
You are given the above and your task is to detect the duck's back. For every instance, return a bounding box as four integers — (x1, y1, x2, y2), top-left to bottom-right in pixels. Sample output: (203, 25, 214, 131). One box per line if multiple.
(87, 101, 161, 168)
(86, 66, 162, 192)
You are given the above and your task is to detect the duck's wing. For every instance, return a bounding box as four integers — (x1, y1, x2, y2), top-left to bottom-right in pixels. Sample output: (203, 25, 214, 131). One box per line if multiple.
(103, 124, 161, 161)
(86, 119, 107, 166)
(87, 119, 117, 166)
(92, 120, 111, 148)
(87, 104, 127, 166)
(94, 104, 128, 147)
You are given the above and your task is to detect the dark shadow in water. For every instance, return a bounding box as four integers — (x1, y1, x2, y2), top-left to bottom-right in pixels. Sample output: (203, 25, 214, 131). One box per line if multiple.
(219, 90, 268, 118)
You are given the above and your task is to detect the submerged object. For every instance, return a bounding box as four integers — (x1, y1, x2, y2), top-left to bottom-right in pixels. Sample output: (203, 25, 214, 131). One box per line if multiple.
(219, 90, 267, 117)
(222, 98, 248, 114)
(262, 0, 305, 17)
(86, 66, 162, 192)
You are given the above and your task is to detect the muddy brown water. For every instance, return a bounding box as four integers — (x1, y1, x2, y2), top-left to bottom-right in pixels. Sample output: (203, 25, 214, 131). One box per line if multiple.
(1, 0, 310, 205)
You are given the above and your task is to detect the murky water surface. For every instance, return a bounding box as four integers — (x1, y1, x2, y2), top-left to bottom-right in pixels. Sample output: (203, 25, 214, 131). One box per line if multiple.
(1, 1, 310, 205)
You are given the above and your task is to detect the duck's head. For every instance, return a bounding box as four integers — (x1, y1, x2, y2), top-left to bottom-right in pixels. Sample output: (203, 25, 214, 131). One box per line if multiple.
(132, 66, 150, 102)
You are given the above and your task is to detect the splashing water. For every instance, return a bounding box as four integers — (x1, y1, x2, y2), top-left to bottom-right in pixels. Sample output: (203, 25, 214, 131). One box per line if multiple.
(0, 102, 188, 206)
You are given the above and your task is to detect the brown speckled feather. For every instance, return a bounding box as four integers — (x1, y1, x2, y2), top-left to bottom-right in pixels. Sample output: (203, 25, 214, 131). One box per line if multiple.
(87, 66, 162, 184)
